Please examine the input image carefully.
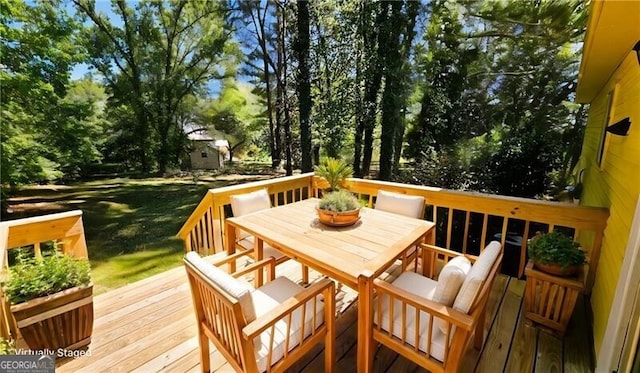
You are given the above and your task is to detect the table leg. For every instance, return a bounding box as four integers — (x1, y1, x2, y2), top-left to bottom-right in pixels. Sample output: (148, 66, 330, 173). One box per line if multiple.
(421, 230, 436, 277)
(226, 223, 237, 273)
(254, 238, 264, 287)
(357, 274, 374, 373)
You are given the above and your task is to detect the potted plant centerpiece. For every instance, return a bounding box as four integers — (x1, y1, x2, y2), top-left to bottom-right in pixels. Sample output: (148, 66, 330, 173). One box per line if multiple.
(527, 231, 586, 277)
(3, 250, 93, 351)
(316, 189, 361, 226)
(314, 158, 361, 226)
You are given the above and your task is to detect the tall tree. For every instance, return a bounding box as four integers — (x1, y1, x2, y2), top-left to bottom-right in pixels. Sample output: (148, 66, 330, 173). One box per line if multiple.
(378, 0, 419, 180)
(1, 0, 97, 190)
(237, 1, 282, 168)
(406, 0, 476, 157)
(75, 0, 234, 173)
(295, 0, 312, 172)
(353, 1, 385, 177)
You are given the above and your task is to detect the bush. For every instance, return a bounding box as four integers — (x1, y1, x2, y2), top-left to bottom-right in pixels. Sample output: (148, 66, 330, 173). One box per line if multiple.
(3, 252, 91, 304)
(318, 190, 360, 212)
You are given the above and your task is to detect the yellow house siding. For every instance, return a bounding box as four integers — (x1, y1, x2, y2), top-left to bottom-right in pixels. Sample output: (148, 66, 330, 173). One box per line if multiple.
(579, 52, 640, 355)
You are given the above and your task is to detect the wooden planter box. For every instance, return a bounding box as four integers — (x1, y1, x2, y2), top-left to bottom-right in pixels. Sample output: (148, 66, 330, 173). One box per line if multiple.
(524, 261, 584, 336)
(10, 284, 94, 351)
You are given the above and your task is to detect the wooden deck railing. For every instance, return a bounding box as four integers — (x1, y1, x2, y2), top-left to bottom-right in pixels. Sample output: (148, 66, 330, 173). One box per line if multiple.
(177, 174, 608, 293)
(0, 210, 89, 341)
(177, 173, 320, 256)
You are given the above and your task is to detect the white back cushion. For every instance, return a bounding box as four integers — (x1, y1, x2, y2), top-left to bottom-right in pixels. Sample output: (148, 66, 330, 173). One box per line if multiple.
(433, 256, 472, 306)
(375, 272, 449, 361)
(433, 256, 471, 333)
(231, 189, 271, 217)
(452, 241, 502, 313)
(375, 190, 425, 219)
(185, 252, 257, 322)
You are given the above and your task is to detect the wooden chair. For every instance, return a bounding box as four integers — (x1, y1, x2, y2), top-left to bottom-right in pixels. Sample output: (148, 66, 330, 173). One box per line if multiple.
(231, 189, 309, 283)
(375, 190, 426, 271)
(371, 241, 503, 372)
(184, 251, 335, 373)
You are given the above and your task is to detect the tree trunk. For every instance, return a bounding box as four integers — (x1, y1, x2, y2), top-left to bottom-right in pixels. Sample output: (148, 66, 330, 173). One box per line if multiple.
(356, 2, 386, 178)
(378, 2, 403, 181)
(296, 1, 312, 172)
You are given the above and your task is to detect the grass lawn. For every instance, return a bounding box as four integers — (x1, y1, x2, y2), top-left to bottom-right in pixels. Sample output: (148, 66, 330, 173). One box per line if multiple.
(5, 174, 277, 294)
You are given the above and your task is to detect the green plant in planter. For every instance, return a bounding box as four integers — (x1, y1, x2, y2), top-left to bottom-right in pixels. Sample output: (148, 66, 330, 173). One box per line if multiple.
(318, 190, 360, 212)
(314, 157, 353, 192)
(3, 251, 93, 351)
(3, 252, 91, 304)
(528, 231, 585, 274)
(0, 338, 15, 355)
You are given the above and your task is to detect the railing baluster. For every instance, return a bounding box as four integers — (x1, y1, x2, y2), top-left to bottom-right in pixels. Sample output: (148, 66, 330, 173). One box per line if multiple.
(500, 217, 509, 249)
(34, 242, 42, 259)
(446, 208, 453, 249)
(519, 221, 531, 277)
(481, 214, 489, 249)
(462, 211, 470, 254)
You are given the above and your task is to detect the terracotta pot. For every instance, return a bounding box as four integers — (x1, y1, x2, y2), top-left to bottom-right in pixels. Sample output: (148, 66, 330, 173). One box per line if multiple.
(532, 261, 579, 277)
(316, 207, 361, 227)
(10, 284, 94, 351)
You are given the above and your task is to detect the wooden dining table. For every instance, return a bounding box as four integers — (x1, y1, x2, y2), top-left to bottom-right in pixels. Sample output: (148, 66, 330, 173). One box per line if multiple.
(225, 197, 435, 372)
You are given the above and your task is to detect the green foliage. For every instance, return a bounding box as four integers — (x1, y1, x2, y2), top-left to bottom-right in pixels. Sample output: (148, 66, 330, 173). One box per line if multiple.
(0, 338, 15, 355)
(3, 252, 91, 304)
(314, 157, 353, 191)
(318, 190, 360, 212)
(527, 231, 585, 269)
(402, 0, 588, 198)
(1, 0, 98, 186)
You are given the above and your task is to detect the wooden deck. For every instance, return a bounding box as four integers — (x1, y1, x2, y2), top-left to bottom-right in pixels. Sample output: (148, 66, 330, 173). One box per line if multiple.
(56, 258, 593, 373)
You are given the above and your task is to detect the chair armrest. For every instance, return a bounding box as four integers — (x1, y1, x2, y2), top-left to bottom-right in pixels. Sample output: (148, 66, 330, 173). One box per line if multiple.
(242, 278, 335, 340)
(419, 244, 465, 261)
(373, 278, 473, 331)
(231, 257, 276, 282)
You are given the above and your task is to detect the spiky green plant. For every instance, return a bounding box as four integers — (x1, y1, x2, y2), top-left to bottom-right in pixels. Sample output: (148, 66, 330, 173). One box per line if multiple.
(314, 157, 353, 192)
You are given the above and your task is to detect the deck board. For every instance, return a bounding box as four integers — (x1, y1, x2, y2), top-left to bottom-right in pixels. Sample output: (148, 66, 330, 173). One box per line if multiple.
(459, 274, 510, 371)
(564, 295, 593, 372)
(57, 261, 592, 373)
(474, 279, 526, 373)
(535, 332, 563, 373)
(504, 305, 538, 373)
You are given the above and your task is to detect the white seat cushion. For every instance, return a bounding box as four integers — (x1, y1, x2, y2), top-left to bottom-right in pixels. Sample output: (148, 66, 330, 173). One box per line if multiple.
(375, 190, 425, 219)
(374, 272, 449, 362)
(237, 235, 288, 261)
(453, 241, 502, 313)
(251, 277, 325, 372)
(185, 252, 257, 322)
(231, 189, 271, 217)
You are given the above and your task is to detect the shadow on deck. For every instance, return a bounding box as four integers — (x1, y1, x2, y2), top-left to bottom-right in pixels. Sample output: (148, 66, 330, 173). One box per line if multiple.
(56, 258, 593, 372)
